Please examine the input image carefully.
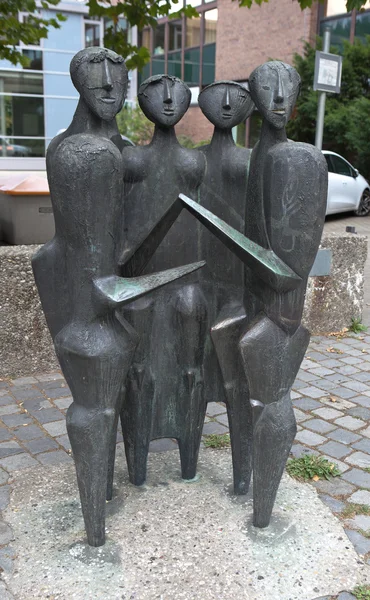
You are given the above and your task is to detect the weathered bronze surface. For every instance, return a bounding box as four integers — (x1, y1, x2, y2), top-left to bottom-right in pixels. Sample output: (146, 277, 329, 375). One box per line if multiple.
(33, 49, 327, 545)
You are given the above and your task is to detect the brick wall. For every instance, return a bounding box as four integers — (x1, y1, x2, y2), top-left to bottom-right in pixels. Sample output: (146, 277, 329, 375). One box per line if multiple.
(216, 0, 319, 81)
(176, 106, 214, 144)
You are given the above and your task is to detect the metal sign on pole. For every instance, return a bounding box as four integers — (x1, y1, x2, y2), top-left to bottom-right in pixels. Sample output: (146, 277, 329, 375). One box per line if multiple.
(314, 27, 342, 150)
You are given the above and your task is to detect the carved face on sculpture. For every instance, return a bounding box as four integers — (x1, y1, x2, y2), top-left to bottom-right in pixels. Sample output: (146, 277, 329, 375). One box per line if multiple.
(138, 75, 191, 128)
(248, 61, 300, 130)
(198, 81, 254, 130)
(70, 47, 128, 121)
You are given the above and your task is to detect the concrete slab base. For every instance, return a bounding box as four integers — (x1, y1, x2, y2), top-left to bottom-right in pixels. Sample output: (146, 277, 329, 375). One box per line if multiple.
(3, 446, 370, 600)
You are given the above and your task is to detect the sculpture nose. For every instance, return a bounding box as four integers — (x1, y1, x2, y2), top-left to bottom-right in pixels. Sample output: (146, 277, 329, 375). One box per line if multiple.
(102, 60, 113, 92)
(274, 74, 284, 104)
(222, 87, 231, 110)
(163, 79, 173, 104)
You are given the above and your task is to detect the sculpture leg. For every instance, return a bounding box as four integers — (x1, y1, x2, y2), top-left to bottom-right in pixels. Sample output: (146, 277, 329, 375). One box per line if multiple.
(55, 318, 135, 547)
(173, 283, 208, 480)
(106, 397, 123, 501)
(239, 316, 309, 527)
(211, 305, 252, 495)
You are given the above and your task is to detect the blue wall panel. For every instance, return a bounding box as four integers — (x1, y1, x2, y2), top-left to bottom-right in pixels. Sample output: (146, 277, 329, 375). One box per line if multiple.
(44, 97, 77, 140)
(42, 11, 83, 52)
(44, 73, 76, 97)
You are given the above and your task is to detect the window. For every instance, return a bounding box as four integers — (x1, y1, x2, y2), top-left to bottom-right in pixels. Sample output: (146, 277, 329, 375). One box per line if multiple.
(204, 9, 217, 44)
(22, 49, 43, 70)
(153, 24, 165, 55)
(330, 154, 353, 177)
(184, 47, 200, 85)
(202, 42, 215, 85)
(169, 21, 182, 51)
(186, 17, 201, 47)
(19, 13, 41, 46)
(84, 19, 102, 48)
(168, 51, 182, 78)
(320, 15, 351, 52)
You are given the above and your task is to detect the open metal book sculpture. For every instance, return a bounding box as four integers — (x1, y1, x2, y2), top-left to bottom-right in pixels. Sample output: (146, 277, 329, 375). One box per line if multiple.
(33, 47, 327, 546)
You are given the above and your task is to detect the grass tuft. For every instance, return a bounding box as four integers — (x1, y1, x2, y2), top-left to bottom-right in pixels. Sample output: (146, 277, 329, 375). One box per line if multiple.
(354, 585, 370, 600)
(203, 433, 230, 449)
(349, 318, 368, 334)
(341, 503, 370, 519)
(286, 454, 341, 481)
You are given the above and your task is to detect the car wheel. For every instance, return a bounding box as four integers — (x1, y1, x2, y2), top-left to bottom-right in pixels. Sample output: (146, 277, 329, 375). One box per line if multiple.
(354, 189, 370, 216)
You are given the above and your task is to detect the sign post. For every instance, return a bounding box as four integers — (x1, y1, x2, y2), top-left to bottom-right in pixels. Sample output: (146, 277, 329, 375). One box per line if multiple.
(314, 27, 342, 150)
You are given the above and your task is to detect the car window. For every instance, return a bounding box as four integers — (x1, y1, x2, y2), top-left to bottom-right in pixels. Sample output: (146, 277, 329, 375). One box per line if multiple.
(330, 155, 353, 177)
(324, 154, 335, 173)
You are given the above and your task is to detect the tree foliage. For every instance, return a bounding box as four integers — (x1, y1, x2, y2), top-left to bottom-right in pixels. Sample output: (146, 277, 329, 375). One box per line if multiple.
(116, 104, 154, 145)
(287, 36, 370, 179)
(0, 0, 66, 67)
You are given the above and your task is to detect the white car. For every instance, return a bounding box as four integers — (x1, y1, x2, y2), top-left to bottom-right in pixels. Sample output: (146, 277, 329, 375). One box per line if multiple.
(323, 151, 370, 217)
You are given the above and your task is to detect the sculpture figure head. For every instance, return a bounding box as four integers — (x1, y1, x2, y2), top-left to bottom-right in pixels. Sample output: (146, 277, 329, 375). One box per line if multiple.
(138, 75, 191, 128)
(248, 61, 301, 130)
(70, 47, 128, 121)
(198, 81, 254, 130)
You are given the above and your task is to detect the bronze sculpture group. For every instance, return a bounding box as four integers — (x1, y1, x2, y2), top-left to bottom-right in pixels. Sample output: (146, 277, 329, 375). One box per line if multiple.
(33, 46, 327, 547)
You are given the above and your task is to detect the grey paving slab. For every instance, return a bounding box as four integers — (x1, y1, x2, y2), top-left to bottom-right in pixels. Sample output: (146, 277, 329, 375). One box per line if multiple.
(0, 406, 20, 416)
(301, 359, 318, 370)
(312, 407, 344, 420)
(36, 451, 72, 465)
(349, 514, 370, 531)
(305, 419, 336, 434)
(35, 373, 64, 382)
(319, 494, 345, 513)
(42, 387, 71, 400)
(326, 374, 352, 383)
(290, 444, 319, 458)
(320, 454, 350, 474)
(148, 438, 178, 453)
(312, 478, 355, 496)
(319, 358, 344, 368)
(27, 407, 64, 424)
(0, 486, 10, 510)
(1, 414, 33, 428)
(345, 528, 370, 555)
(11, 388, 44, 401)
(353, 437, 370, 453)
(304, 352, 327, 362)
(55, 435, 71, 451)
(0, 441, 23, 459)
(37, 380, 69, 391)
(360, 426, 370, 438)
(343, 380, 370, 393)
(306, 367, 335, 377)
(293, 408, 312, 423)
(295, 371, 318, 382)
(340, 356, 365, 365)
(0, 454, 39, 471)
(350, 395, 370, 408)
(295, 430, 327, 446)
(215, 413, 229, 427)
(11, 377, 38, 387)
(0, 428, 13, 443)
(338, 593, 357, 600)
(329, 387, 358, 400)
(298, 386, 328, 399)
(348, 490, 370, 505)
(319, 397, 356, 410)
(351, 372, 370, 382)
(319, 441, 352, 459)
(0, 522, 13, 546)
(21, 398, 52, 411)
(0, 396, 16, 407)
(291, 390, 302, 399)
(53, 397, 73, 410)
(334, 366, 360, 375)
(0, 468, 9, 485)
(356, 361, 370, 371)
(347, 406, 370, 420)
(292, 379, 308, 390)
(309, 379, 336, 391)
(345, 451, 370, 468)
(206, 402, 227, 417)
(42, 420, 67, 437)
(292, 398, 322, 411)
(342, 468, 370, 488)
(202, 421, 229, 435)
(23, 437, 59, 454)
(346, 348, 367, 357)
(12, 425, 44, 442)
(334, 416, 366, 430)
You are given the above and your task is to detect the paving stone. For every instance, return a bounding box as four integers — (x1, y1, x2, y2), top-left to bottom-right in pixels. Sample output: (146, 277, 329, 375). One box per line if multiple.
(327, 428, 361, 445)
(338, 593, 357, 600)
(347, 406, 370, 420)
(54, 397, 73, 410)
(0, 453, 39, 471)
(0, 468, 9, 485)
(290, 444, 319, 458)
(319, 358, 344, 368)
(206, 402, 227, 417)
(312, 407, 344, 420)
(340, 356, 364, 365)
(11, 377, 38, 387)
(309, 379, 337, 391)
(357, 361, 370, 371)
(319, 441, 352, 459)
(295, 430, 327, 446)
(353, 438, 370, 453)
(22, 398, 52, 411)
(0, 486, 10, 510)
(24, 437, 59, 454)
(42, 420, 67, 437)
(1, 413, 32, 428)
(0, 396, 17, 407)
(0, 405, 20, 416)
(295, 371, 317, 382)
(360, 427, 370, 439)
(305, 351, 328, 362)
(202, 421, 229, 435)
(329, 387, 358, 400)
(35, 372, 64, 382)
(13, 424, 44, 441)
(346, 348, 366, 357)
(0, 388, 11, 396)
(11, 388, 44, 401)
(350, 395, 370, 408)
(0, 521, 13, 545)
(312, 478, 355, 496)
(37, 450, 72, 465)
(55, 435, 71, 451)
(28, 407, 64, 424)
(43, 387, 72, 400)
(351, 372, 370, 382)
(293, 408, 312, 423)
(334, 366, 360, 375)
(0, 427, 12, 443)
(292, 379, 308, 390)
(305, 419, 336, 434)
(342, 468, 370, 488)
(291, 391, 301, 399)
(37, 380, 69, 391)
(345, 451, 370, 468)
(334, 416, 366, 430)
(319, 455, 350, 474)
(307, 367, 335, 377)
(300, 358, 318, 370)
(148, 438, 178, 453)
(348, 490, 370, 505)
(319, 397, 356, 410)
(298, 386, 328, 399)
(343, 380, 370, 393)
(0, 546, 15, 573)
(326, 374, 351, 383)
(345, 528, 370, 555)
(0, 441, 23, 458)
(292, 398, 322, 411)
(319, 494, 345, 513)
